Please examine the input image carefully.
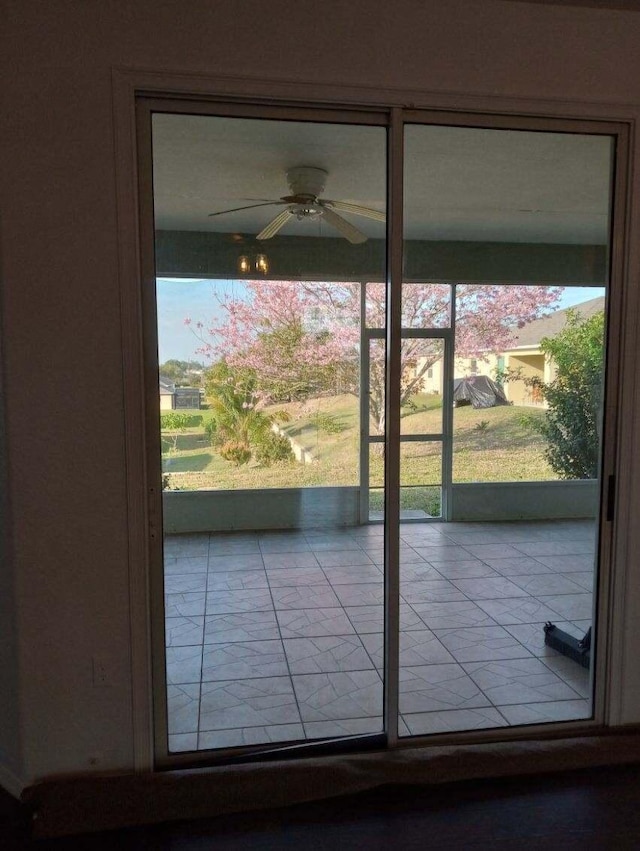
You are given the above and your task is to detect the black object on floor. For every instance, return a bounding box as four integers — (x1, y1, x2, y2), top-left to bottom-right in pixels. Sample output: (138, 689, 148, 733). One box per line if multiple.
(544, 622, 591, 668)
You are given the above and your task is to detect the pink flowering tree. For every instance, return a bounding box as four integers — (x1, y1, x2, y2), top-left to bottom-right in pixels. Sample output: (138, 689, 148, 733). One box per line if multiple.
(364, 282, 561, 431)
(187, 280, 360, 405)
(187, 280, 562, 434)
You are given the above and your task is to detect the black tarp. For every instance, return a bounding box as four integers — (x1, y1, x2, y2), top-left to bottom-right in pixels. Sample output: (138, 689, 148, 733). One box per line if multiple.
(453, 375, 509, 409)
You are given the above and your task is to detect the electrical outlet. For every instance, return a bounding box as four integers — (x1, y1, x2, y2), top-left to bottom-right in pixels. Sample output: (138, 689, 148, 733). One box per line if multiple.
(92, 656, 113, 687)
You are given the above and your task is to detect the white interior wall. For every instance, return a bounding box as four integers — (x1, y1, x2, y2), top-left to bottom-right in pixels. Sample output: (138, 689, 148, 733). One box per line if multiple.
(2, 0, 640, 788)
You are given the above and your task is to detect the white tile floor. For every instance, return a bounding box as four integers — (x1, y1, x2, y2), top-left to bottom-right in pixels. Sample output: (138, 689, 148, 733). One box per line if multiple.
(164, 520, 595, 753)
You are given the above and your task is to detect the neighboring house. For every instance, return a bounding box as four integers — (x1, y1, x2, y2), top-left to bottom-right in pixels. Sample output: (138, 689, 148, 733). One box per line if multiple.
(418, 358, 445, 396)
(497, 295, 605, 407)
(159, 377, 201, 410)
(159, 377, 176, 411)
(419, 296, 605, 407)
(419, 353, 500, 397)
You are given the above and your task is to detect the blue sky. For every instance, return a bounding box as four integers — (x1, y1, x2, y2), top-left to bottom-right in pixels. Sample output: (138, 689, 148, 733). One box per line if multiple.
(156, 278, 606, 364)
(558, 286, 606, 309)
(156, 278, 245, 364)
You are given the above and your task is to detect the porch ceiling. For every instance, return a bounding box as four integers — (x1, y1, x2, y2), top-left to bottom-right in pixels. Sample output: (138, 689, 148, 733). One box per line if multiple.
(152, 115, 612, 245)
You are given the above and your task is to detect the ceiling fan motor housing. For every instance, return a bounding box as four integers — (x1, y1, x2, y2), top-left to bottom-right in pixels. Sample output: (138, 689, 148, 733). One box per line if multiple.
(286, 166, 328, 199)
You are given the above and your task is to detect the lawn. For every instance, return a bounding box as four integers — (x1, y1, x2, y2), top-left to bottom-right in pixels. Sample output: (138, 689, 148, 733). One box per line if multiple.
(160, 395, 555, 494)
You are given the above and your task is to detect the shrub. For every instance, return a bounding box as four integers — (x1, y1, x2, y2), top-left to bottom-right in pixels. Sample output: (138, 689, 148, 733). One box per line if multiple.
(517, 412, 540, 430)
(219, 441, 252, 466)
(160, 411, 193, 453)
(255, 432, 295, 466)
(529, 310, 604, 479)
(204, 419, 218, 445)
(204, 360, 273, 448)
(160, 412, 192, 431)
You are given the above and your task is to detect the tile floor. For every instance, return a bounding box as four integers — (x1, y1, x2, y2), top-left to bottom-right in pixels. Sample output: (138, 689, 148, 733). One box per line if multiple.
(164, 519, 595, 752)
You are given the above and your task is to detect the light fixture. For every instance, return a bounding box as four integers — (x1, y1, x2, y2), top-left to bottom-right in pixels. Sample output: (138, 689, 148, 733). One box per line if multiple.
(255, 254, 269, 275)
(237, 252, 270, 275)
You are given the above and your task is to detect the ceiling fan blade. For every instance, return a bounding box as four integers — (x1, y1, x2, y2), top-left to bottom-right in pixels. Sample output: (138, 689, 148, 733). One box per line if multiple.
(256, 209, 294, 240)
(320, 207, 368, 244)
(208, 201, 283, 218)
(323, 200, 386, 222)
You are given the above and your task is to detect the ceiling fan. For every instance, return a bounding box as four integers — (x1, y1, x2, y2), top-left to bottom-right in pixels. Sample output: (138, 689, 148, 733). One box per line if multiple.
(207, 166, 385, 244)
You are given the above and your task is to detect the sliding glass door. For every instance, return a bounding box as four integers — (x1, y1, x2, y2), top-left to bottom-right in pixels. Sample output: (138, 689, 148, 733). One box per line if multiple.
(146, 108, 389, 757)
(139, 100, 619, 763)
(395, 122, 612, 737)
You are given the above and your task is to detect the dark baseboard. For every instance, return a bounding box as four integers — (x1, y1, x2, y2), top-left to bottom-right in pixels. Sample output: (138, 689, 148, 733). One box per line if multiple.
(23, 730, 640, 839)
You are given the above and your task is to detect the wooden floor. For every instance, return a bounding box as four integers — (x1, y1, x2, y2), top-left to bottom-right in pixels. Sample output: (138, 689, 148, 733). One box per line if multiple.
(3, 763, 640, 849)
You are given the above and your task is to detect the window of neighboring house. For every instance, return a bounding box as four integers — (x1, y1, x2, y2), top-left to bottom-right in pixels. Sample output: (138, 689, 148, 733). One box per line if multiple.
(427, 368, 433, 378)
(470, 358, 478, 373)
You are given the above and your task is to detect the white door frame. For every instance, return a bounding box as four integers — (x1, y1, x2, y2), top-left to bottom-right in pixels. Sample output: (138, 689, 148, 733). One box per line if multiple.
(360, 325, 454, 523)
(112, 72, 633, 770)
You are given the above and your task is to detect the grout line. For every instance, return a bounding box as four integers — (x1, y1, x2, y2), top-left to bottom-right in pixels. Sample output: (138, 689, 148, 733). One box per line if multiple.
(492, 705, 514, 726)
(262, 547, 307, 739)
(195, 533, 216, 747)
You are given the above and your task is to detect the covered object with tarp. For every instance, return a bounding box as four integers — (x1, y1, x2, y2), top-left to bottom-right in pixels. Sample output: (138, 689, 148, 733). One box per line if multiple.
(453, 375, 509, 409)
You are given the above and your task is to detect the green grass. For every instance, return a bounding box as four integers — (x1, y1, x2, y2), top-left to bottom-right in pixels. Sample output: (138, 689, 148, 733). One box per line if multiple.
(369, 486, 442, 517)
(160, 396, 555, 491)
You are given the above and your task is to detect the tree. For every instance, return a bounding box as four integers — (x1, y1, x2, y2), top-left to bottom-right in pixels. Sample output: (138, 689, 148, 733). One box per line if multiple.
(187, 280, 562, 433)
(159, 359, 205, 387)
(187, 281, 356, 404)
(203, 360, 293, 466)
(528, 309, 604, 479)
(160, 411, 192, 454)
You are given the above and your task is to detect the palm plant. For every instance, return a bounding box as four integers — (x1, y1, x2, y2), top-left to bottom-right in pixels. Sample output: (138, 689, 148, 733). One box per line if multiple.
(204, 360, 288, 466)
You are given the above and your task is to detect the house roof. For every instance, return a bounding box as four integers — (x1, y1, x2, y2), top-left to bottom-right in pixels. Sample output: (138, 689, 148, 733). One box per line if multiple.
(159, 377, 175, 394)
(508, 295, 605, 349)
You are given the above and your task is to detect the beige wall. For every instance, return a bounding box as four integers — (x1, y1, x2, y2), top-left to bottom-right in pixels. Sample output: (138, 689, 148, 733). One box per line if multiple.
(455, 353, 501, 380)
(417, 357, 445, 394)
(160, 394, 174, 411)
(505, 352, 547, 406)
(3, 0, 640, 790)
(420, 353, 501, 394)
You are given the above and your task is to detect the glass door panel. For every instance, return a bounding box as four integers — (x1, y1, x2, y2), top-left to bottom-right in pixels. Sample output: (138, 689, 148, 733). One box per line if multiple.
(151, 111, 387, 756)
(399, 122, 613, 739)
